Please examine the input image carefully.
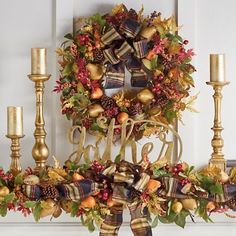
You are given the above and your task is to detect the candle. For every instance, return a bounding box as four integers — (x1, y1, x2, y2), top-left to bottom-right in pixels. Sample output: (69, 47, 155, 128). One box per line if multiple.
(7, 106, 23, 136)
(31, 48, 47, 75)
(210, 54, 226, 82)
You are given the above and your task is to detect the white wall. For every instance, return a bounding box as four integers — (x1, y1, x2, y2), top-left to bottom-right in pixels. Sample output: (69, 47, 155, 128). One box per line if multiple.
(1, 0, 236, 235)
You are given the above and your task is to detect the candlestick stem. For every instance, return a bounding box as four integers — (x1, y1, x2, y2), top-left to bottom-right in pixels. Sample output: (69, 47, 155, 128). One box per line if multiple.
(6, 135, 24, 176)
(28, 74, 50, 170)
(206, 81, 229, 170)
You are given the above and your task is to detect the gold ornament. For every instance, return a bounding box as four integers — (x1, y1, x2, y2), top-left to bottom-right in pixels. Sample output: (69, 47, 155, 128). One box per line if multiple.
(140, 26, 156, 40)
(0, 186, 10, 197)
(218, 170, 229, 183)
(117, 112, 129, 124)
(88, 104, 104, 118)
(72, 172, 84, 182)
(90, 87, 103, 99)
(137, 89, 154, 104)
(40, 199, 57, 218)
(86, 63, 104, 80)
(181, 198, 197, 211)
(172, 201, 183, 213)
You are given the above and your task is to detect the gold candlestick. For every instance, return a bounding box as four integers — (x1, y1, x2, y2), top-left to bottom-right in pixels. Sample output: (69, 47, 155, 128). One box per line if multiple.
(28, 48, 51, 170)
(207, 54, 228, 170)
(6, 135, 24, 176)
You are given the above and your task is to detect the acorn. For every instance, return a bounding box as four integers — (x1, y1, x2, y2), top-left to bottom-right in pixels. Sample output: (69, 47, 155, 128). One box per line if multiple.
(23, 175, 40, 185)
(181, 198, 198, 211)
(137, 89, 154, 105)
(145, 179, 161, 194)
(148, 107, 161, 116)
(53, 205, 62, 218)
(142, 58, 152, 70)
(206, 201, 216, 212)
(219, 170, 229, 183)
(117, 112, 129, 124)
(140, 26, 156, 40)
(0, 186, 10, 197)
(60, 200, 73, 213)
(72, 173, 84, 182)
(90, 87, 103, 100)
(88, 104, 104, 118)
(81, 196, 96, 209)
(86, 63, 104, 80)
(172, 201, 183, 214)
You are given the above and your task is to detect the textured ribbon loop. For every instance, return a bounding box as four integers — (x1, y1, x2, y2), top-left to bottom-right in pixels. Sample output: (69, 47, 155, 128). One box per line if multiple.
(127, 202, 153, 236)
(101, 27, 123, 45)
(104, 63, 125, 88)
(133, 40, 148, 58)
(120, 18, 141, 38)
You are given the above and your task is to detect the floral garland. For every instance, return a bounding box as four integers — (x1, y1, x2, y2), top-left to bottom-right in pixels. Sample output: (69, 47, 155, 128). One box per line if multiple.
(55, 4, 196, 139)
(1, 157, 236, 234)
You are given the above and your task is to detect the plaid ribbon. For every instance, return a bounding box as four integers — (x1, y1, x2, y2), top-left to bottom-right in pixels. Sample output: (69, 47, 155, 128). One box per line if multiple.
(100, 202, 152, 236)
(101, 19, 150, 89)
(22, 184, 42, 200)
(160, 177, 236, 203)
(57, 179, 98, 201)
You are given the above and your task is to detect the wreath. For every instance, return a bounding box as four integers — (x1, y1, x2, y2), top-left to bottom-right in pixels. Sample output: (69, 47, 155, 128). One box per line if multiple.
(55, 4, 196, 139)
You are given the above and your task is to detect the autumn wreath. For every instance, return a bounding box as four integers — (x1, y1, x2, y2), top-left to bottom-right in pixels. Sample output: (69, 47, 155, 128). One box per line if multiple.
(55, 4, 196, 138)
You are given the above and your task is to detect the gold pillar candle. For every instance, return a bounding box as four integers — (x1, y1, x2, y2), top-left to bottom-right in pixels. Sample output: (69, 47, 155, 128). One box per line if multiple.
(7, 106, 23, 136)
(31, 48, 47, 75)
(210, 54, 226, 82)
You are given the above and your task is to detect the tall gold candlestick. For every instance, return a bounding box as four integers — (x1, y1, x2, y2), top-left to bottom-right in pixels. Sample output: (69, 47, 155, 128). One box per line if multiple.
(28, 48, 51, 170)
(207, 54, 229, 170)
(7, 106, 24, 175)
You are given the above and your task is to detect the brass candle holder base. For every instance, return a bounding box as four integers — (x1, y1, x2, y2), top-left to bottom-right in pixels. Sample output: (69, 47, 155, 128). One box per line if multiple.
(28, 74, 51, 170)
(206, 81, 229, 171)
(6, 135, 24, 176)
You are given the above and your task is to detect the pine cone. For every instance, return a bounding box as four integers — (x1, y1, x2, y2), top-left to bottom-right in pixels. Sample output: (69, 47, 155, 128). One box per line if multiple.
(101, 95, 116, 109)
(226, 197, 236, 211)
(162, 58, 172, 70)
(41, 184, 59, 199)
(128, 101, 143, 116)
(93, 48, 105, 63)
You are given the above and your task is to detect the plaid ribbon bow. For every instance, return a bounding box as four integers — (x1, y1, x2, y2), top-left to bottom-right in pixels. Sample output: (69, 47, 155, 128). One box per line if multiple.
(101, 19, 150, 89)
(100, 161, 152, 236)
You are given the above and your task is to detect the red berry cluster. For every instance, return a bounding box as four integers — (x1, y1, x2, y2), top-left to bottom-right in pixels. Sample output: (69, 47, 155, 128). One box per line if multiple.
(91, 160, 105, 174)
(165, 163, 183, 176)
(76, 34, 90, 46)
(180, 178, 190, 186)
(0, 168, 14, 182)
(77, 208, 85, 217)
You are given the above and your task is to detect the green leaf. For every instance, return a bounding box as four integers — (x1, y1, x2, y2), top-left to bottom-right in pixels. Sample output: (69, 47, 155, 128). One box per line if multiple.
(164, 110, 177, 123)
(14, 172, 24, 185)
(153, 169, 171, 178)
(87, 220, 95, 232)
(0, 204, 7, 217)
(4, 193, 15, 203)
(0, 178, 5, 187)
(114, 154, 121, 164)
(24, 201, 37, 208)
(91, 123, 104, 132)
(71, 202, 79, 217)
(62, 63, 73, 77)
(209, 183, 223, 194)
(158, 215, 170, 224)
(150, 56, 158, 70)
(33, 202, 42, 222)
(175, 214, 186, 228)
(64, 33, 73, 40)
(89, 13, 106, 28)
(151, 216, 159, 228)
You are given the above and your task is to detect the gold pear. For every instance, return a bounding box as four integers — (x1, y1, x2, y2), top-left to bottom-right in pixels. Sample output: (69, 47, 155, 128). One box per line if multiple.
(88, 104, 104, 117)
(86, 63, 104, 80)
(137, 89, 154, 104)
(140, 26, 156, 40)
(0, 186, 10, 197)
(172, 201, 183, 213)
(181, 198, 197, 211)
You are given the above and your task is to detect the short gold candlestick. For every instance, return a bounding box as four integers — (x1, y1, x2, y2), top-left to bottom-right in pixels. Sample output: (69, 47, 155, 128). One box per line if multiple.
(6, 135, 24, 176)
(206, 81, 229, 170)
(28, 48, 51, 170)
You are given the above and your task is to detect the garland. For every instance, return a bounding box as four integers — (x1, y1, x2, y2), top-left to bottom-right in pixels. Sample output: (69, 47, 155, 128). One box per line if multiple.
(55, 4, 196, 139)
(1, 158, 236, 235)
